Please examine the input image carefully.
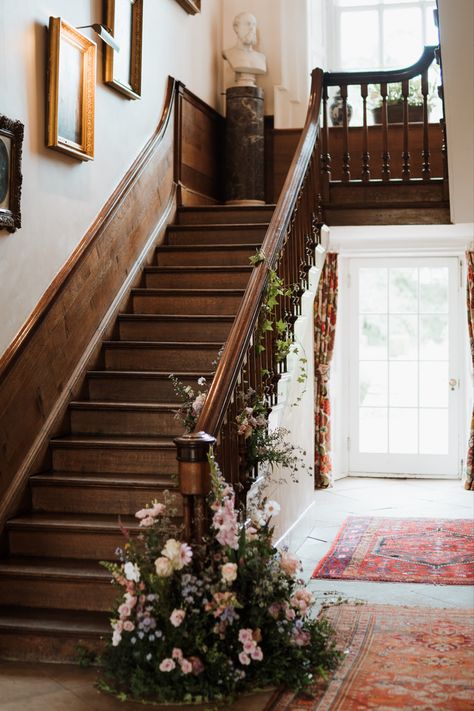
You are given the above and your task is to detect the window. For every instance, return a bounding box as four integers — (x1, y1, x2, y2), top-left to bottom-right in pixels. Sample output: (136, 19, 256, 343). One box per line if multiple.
(329, 0, 438, 71)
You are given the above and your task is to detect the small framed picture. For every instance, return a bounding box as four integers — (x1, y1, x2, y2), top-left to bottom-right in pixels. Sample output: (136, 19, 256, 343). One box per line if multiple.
(174, 0, 201, 14)
(0, 115, 24, 233)
(47, 17, 96, 161)
(104, 0, 143, 100)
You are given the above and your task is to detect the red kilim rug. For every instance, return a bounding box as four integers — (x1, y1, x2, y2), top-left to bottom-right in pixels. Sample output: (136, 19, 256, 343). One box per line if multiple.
(311, 517, 474, 584)
(268, 604, 474, 710)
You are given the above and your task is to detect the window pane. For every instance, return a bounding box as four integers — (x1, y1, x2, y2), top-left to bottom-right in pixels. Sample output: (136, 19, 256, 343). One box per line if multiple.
(360, 407, 388, 452)
(360, 315, 388, 359)
(420, 409, 448, 454)
(425, 5, 439, 45)
(383, 7, 423, 67)
(389, 315, 418, 360)
(360, 361, 388, 406)
(420, 315, 448, 360)
(420, 267, 448, 313)
(341, 10, 379, 69)
(389, 408, 418, 453)
(389, 361, 418, 406)
(360, 268, 387, 313)
(337, 0, 378, 5)
(389, 267, 418, 313)
(420, 361, 448, 407)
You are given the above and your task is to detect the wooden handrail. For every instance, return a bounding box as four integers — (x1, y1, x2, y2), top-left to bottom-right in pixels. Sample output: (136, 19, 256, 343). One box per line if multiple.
(197, 68, 324, 437)
(324, 45, 438, 87)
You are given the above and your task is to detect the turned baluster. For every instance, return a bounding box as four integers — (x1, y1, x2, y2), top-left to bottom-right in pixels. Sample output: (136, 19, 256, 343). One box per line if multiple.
(381, 82, 391, 181)
(421, 70, 431, 180)
(341, 84, 351, 182)
(402, 79, 410, 181)
(361, 83, 370, 182)
(321, 84, 331, 201)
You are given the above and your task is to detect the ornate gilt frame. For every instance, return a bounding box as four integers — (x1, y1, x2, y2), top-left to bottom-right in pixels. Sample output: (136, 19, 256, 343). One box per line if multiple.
(47, 18, 96, 161)
(174, 0, 201, 14)
(0, 115, 24, 233)
(104, 0, 143, 100)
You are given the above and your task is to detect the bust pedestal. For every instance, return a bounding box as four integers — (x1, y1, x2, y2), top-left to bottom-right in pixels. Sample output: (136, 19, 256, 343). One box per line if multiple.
(225, 86, 265, 205)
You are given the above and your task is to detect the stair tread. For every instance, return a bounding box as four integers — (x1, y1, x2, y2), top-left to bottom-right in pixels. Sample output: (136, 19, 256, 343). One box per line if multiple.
(145, 266, 252, 272)
(118, 313, 233, 321)
(31, 471, 177, 487)
(157, 242, 261, 251)
(131, 288, 245, 295)
(167, 223, 268, 230)
(0, 557, 111, 579)
(51, 434, 176, 448)
(7, 512, 140, 530)
(0, 606, 109, 633)
(87, 370, 213, 378)
(103, 340, 222, 349)
(69, 401, 179, 411)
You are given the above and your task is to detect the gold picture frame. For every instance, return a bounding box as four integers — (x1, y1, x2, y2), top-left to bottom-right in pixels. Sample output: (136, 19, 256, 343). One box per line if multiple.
(47, 18, 96, 161)
(174, 0, 201, 14)
(0, 115, 24, 233)
(104, 0, 143, 100)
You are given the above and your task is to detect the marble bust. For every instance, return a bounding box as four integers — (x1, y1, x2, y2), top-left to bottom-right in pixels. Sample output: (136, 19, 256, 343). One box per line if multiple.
(222, 12, 267, 87)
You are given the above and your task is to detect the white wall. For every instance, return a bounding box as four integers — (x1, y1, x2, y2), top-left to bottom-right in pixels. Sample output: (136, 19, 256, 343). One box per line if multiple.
(438, 0, 474, 225)
(0, 0, 222, 358)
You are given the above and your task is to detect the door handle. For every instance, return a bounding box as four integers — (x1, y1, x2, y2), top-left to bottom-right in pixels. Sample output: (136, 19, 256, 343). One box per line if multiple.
(449, 378, 457, 391)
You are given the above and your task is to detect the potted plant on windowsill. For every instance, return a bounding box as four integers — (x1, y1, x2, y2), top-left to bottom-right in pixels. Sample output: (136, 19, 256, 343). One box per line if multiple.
(369, 78, 436, 124)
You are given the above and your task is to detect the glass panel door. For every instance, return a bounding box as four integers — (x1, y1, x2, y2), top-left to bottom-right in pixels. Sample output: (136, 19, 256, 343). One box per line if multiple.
(349, 257, 460, 477)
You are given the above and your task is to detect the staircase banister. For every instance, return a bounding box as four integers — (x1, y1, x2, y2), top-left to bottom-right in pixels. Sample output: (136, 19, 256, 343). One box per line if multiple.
(324, 45, 438, 87)
(196, 68, 324, 437)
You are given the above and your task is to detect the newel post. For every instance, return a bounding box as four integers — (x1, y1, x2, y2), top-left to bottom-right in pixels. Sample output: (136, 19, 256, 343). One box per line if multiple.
(174, 431, 216, 542)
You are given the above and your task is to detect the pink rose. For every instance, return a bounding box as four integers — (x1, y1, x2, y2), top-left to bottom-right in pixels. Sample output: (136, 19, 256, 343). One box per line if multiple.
(189, 656, 204, 675)
(180, 658, 193, 674)
(123, 620, 135, 632)
(280, 552, 300, 576)
(170, 609, 186, 627)
(239, 652, 251, 665)
(159, 658, 176, 672)
(154, 556, 173, 577)
(172, 647, 183, 660)
(238, 628, 253, 643)
(243, 640, 256, 654)
(221, 562, 238, 583)
(251, 646, 263, 661)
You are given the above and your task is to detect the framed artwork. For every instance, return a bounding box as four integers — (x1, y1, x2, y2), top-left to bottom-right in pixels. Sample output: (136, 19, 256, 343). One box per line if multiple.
(47, 17, 96, 161)
(0, 115, 24, 233)
(104, 0, 143, 99)
(174, 0, 201, 13)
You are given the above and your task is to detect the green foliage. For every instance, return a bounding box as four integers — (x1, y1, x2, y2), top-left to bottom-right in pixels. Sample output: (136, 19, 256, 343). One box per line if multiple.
(169, 374, 209, 432)
(75, 645, 98, 668)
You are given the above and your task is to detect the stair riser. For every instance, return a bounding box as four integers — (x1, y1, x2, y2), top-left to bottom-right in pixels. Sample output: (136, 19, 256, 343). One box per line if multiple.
(324, 206, 450, 226)
(104, 347, 219, 372)
(177, 208, 273, 225)
(0, 630, 105, 663)
(156, 247, 255, 267)
(144, 270, 250, 289)
(32, 484, 182, 515)
(88, 375, 205, 403)
(52, 446, 176, 475)
(131, 293, 242, 315)
(118, 318, 232, 342)
(0, 577, 115, 612)
(70, 408, 180, 437)
(167, 227, 266, 245)
(329, 183, 445, 205)
(8, 529, 132, 560)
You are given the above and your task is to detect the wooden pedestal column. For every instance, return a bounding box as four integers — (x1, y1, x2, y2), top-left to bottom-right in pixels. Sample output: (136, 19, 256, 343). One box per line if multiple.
(174, 431, 216, 541)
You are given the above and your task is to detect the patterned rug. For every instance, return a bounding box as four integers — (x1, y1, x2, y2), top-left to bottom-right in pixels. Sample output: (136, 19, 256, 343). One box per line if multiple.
(268, 604, 474, 710)
(311, 517, 474, 584)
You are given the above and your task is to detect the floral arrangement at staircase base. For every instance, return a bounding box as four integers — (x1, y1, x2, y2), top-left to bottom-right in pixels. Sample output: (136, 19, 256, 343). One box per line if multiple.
(99, 454, 340, 705)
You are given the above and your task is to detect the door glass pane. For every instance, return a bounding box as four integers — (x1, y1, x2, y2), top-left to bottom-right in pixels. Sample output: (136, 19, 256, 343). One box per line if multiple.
(341, 10, 379, 69)
(383, 7, 423, 67)
(360, 407, 388, 453)
(360, 315, 387, 359)
(360, 361, 387, 406)
(425, 5, 439, 45)
(389, 315, 418, 360)
(389, 361, 418, 406)
(389, 268, 418, 313)
(389, 408, 418, 453)
(420, 267, 448, 313)
(420, 315, 448, 360)
(420, 409, 448, 454)
(360, 268, 387, 313)
(420, 361, 448, 407)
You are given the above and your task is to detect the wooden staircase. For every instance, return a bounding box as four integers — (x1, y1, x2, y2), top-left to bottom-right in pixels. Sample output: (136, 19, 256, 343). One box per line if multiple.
(0, 204, 273, 662)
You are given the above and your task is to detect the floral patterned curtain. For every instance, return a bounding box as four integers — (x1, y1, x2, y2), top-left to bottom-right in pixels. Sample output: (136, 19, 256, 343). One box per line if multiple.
(465, 251, 474, 491)
(314, 253, 338, 489)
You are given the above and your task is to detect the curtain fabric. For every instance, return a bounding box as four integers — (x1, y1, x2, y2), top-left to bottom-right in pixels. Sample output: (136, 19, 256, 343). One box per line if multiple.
(465, 251, 474, 491)
(314, 253, 338, 489)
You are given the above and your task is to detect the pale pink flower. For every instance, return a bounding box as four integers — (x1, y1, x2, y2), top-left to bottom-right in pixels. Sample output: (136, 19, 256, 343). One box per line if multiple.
(123, 620, 135, 632)
(118, 603, 131, 619)
(135, 507, 151, 519)
(292, 629, 311, 647)
(268, 603, 281, 619)
(180, 658, 193, 674)
(221, 562, 238, 583)
(280, 551, 300, 577)
(155, 556, 173, 577)
(112, 629, 122, 646)
(239, 652, 251, 665)
(192, 392, 207, 414)
(285, 606, 296, 621)
(113, 620, 124, 633)
(161, 538, 182, 563)
(291, 588, 313, 616)
(139, 515, 155, 528)
(159, 658, 176, 672)
(124, 593, 137, 608)
(245, 526, 258, 542)
(238, 628, 254, 643)
(172, 647, 183, 660)
(251, 646, 263, 661)
(179, 542, 193, 568)
(170, 608, 186, 627)
(243, 640, 256, 654)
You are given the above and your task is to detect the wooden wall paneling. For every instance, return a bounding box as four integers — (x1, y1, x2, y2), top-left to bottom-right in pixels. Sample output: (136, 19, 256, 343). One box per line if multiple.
(0, 77, 180, 532)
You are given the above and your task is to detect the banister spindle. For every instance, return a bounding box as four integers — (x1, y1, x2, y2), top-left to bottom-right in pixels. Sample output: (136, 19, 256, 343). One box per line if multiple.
(341, 85, 351, 182)
(402, 79, 410, 181)
(381, 82, 391, 181)
(361, 83, 370, 182)
(421, 70, 431, 180)
(321, 84, 331, 200)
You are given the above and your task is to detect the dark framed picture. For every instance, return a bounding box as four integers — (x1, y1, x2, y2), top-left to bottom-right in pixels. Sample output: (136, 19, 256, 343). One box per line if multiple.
(47, 17, 96, 161)
(174, 0, 201, 14)
(0, 115, 24, 233)
(104, 0, 143, 100)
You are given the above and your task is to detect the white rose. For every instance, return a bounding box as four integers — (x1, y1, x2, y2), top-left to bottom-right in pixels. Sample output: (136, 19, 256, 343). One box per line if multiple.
(162, 539, 182, 566)
(155, 556, 174, 577)
(123, 562, 140, 582)
(221, 562, 238, 583)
